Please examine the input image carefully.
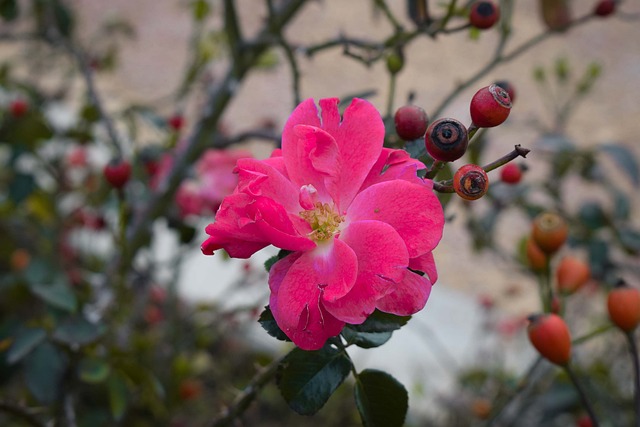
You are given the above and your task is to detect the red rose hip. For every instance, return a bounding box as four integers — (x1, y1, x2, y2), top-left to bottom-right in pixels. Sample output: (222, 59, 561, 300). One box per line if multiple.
(425, 118, 469, 162)
(453, 164, 489, 200)
(607, 280, 640, 332)
(532, 212, 568, 254)
(469, 1, 500, 30)
(527, 313, 571, 365)
(470, 84, 512, 128)
(394, 105, 429, 140)
(500, 163, 523, 184)
(9, 98, 28, 118)
(594, 0, 615, 17)
(494, 80, 516, 104)
(103, 158, 132, 189)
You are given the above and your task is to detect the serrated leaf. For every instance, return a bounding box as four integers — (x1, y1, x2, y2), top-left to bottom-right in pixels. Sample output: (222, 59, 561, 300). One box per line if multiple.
(108, 373, 128, 421)
(348, 310, 410, 334)
(277, 346, 352, 415)
(53, 316, 106, 346)
(341, 327, 392, 349)
(79, 357, 110, 384)
(355, 369, 408, 427)
(258, 306, 290, 342)
(6, 328, 46, 364)
(29, 278, 77, 312)
(24, 342, 68, 404)
(599, 144, 639, 185)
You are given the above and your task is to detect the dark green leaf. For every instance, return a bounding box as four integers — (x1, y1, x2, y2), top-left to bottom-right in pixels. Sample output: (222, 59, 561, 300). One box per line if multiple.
(24, 342, 68, 404)
(348, 310, 410, 334)
(258, 306, 290, 342)
(588, 239, 610, 281)
(108, 373, 128, 421)
(619, 228, 640, 255)
(264, 249, 292, 272)
(578, 202, 608, 231)
(80, 104, 100, 123)
(53, 316, 106, 346)
(612, 190, 630, 221)
(0, 110, 53, 148)
(52, 0, 75, 37)
(6, 328, 46, 364)
(78, 358, 110, 384)
(29, 278, 77, 312)
(277, 346, 352, 415)
(599, 144, 640, 185)
(341, 327, 392, 349)
(355, 369, 408, 427)
(8, 173, 36, 204)
(0, 0, 18, 21)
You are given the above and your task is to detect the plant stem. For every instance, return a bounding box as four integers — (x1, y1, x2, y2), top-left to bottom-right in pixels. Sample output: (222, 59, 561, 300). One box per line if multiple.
(0, 400, 45, 427)
(210, 353, 287, 427)
(627, 331, 640, 427)
(386, 72, 397, 118)
(564, 364, 600, 427)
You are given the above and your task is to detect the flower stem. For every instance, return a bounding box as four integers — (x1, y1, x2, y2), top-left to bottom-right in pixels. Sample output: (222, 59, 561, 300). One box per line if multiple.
(626, 331, 640, 427)
(386, 71, 397, 119)
(563, 364, 600, 427)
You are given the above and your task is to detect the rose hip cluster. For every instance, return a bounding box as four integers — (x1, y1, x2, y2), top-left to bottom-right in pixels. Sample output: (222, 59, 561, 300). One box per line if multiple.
(394, 82, 516, 201)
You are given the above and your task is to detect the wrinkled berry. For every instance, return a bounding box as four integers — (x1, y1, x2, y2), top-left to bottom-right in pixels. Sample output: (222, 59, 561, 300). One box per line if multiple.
(453, 164, 489, 200)
(469, 1, 500, 29)
(425, 118, 469, 162)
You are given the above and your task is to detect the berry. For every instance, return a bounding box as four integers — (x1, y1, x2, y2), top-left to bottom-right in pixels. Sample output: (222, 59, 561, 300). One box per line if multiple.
(576, 415, 593, 427)
(531, 212, 568, 254)
(425, 118, 469, 162)
(394, 105, 429, 140)
(494, 80, 516, 104)
(527, 313, 571, 365)
(594, 0, 615, 17)
(453, 164, 489, 200)
(470, 84, 512, 128)
(144, 305, 163, 325)
(469, 1, 500, 30)
(9, 98, 28, 118)
(179, 379, 204, 401)
(525, 238, 547, 272)
(103, 158, 132, 189)
(556, 256, 590, 295)
(540, 0, 572, 31)
(500, 163, 523, 184)
(607, 280, 640, 332)
(10, 249, 31, 271)
(168, 114, 185, 131)
(386, 49, 404, 75)
(470, 398, 492, 419)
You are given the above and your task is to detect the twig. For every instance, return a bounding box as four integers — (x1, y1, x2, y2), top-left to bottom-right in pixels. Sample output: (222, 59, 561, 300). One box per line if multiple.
(0, 400, 46, 427)
(564, 364, 600, 427)
(627, 332, 640, 427)
(210, 353, 287, 427)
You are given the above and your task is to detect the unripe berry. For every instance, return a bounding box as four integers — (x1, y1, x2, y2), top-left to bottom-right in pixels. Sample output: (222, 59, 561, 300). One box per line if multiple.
(9, 98, 28, 118)
(531, 212, 568, 254)
(500, 163, 523, 184)
(469, 1, 500, 30)
(556, 256, 591, 295)
(394, 105, 429, 140)
(386, 49, 404, 75)
(527, 313, 571, 365)
(607, 280, 640, 332)
(103, 158, 132, 189)
(594, 0, 615, 17)
(470, 84, 512, 128)
(494, 80, 516, 104)
(526, 238, 548, 272)
(453, 164, 489, 201)
(425, 118, 469, 162)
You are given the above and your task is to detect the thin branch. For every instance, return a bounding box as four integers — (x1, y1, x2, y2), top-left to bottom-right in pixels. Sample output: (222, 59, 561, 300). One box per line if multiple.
(564, 364, 600, 427)
(627, 332, 640, 427)
(0, 400, 46, 427)
(210, 353, 287, 427)
(372, 0, 403, 32)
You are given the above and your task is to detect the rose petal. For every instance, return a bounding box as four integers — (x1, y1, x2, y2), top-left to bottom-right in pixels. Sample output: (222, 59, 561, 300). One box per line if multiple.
(360, 148, 431, 190)
(347, 180, 444, 257)
(235, 158, 300, 213)
(409, 251, 438, 284)
(376, 269, 433, 316)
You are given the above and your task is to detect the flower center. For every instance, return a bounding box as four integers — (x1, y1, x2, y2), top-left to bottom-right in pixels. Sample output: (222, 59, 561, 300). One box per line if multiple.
(300, 202, 344, 242)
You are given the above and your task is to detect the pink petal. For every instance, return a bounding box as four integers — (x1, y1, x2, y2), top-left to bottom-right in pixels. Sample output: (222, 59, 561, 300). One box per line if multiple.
(323, 220, 409, 324)
(376, 270, 433, 316)
(235, 158, 300, 213)
(360, 148, 432, 190)
(269, 241, 357, 350)
(409, 251, 438, 284)
(347, 180, 444, 257)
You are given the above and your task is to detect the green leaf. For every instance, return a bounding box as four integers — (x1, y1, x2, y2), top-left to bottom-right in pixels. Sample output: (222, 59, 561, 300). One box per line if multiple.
(108, 373, 128, 421)
(9, 173, 36, 204)
(578, 202, 608, 231)
(277, 346, 352, 415)
(619, 227, 640, 255)
(264, 249, 292, 272)
(0, 0, 18, 21)
(6, 328, 46, 364)
(341, 327, 392, 349)
(355, 369, 408, 427)
(53, 316, 106, 346)
(599, 144, 640, 185)
(258, 306, 290, 342)
(612, 190, 630, 221)
(78, 358, 111, 384)
(24, 342, 68, 404)
(192, 0, 210, 21)
(29, 278, 77, 312)
(348, 310, 410, 334)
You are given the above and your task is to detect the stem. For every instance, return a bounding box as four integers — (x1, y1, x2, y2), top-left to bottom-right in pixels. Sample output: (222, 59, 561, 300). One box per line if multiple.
(572, 324, 613, 346)
(386, 72, 397, 118)
(0, 400, 45, 427)
(564, 364, 600, 427)
(210, 353, 287, 427)
(627, 331, 640, 427)
(373, 0, 403, 31)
